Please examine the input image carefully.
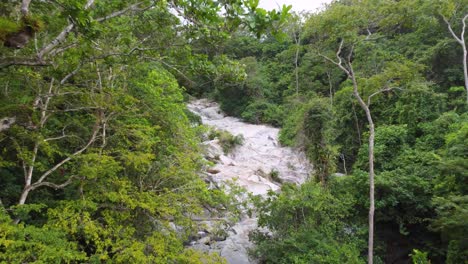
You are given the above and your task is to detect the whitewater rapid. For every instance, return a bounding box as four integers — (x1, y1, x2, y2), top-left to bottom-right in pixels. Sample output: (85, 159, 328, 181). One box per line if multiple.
(188, 99, 311, 263)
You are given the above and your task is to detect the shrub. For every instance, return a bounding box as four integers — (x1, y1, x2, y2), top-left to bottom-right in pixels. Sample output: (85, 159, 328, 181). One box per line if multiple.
(207, 128, 244, 154)
(241, 101, 284, 127)
(269, 169, 282, 184)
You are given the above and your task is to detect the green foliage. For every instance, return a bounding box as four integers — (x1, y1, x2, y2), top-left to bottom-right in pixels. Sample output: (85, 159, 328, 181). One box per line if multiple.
(268, 169, 282, 184)
(355, 125, 409, 172)
(0, 0, 289, 260)
(250, 181, 365, 263)
(1, 0, 468, 262)
(0, 210, 87, 263)
(280, 97, 337, 183)
(241, 100, 284, 126)
(431, 195, 468, 263)
(0, 64, 232, 261)
(208, 128, 244, 154)
(410, 249, 431, 264)
(0, 17, 20, 42)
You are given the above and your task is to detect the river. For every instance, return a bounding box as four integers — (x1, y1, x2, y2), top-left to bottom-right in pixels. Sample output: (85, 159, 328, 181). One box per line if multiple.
(188, 99, 311, 263)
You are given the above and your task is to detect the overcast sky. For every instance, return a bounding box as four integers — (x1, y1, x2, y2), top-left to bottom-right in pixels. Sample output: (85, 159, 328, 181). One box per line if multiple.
(258, 0, 333, 12)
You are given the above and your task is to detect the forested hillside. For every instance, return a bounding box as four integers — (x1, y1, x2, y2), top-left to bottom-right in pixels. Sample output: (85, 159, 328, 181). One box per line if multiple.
(203, 1, 467, 263)
(1, 0, 467, 263)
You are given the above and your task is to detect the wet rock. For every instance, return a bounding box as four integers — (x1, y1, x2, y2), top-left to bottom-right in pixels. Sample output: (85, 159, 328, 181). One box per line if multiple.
(198, 236, 211, 245)
(207, 169, 221, 174)
(203, 140, 223, 159)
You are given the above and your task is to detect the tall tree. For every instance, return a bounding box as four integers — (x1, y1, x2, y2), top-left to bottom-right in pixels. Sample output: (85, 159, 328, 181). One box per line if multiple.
(441, 7, 468, 103)
(320, 39, 377, 264)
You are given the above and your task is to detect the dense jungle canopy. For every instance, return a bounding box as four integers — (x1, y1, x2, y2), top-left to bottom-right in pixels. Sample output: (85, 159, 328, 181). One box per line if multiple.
(0, 0, 467, 263)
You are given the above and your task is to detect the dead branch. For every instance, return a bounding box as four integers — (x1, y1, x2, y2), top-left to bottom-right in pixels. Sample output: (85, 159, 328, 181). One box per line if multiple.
(48, 43, 78, 57)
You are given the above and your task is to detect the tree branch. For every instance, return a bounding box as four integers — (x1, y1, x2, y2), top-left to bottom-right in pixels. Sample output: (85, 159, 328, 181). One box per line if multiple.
(4, 1, 151, 68)
(51, 106, 100, 113)
(462, 14, 468, 42)
(43, 126, 81, 142)
(442, 15, 464, 44)
(37, 24, 75, 60)
(95, 2, 147, 22)
(35, 122, 100, 185)
(0, 58, 50, 68)
(60, 64, 83, 84)
(30, 175, 79, 191)
(318, 39, 351, 77)
(144, 57, 195, 85)
(367, 86, 402, 106)
(37, 0, 95, 59)
(49, 43, 78, 57)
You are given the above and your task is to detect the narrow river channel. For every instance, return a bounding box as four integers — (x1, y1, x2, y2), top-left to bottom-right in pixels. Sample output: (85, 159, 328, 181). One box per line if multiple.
(188, 99, 311, 264)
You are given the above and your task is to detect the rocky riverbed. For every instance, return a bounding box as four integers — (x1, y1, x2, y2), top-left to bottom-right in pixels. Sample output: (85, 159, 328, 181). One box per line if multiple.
(188, 99, 311, 264)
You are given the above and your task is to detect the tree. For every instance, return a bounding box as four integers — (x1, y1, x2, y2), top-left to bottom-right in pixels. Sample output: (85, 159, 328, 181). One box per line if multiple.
(320, 39, 377, 264)
(250, 181, 364, 264)
(285, 12, 307, 95)
(309, 1, 425, 261)
(441, 8, 468, 103)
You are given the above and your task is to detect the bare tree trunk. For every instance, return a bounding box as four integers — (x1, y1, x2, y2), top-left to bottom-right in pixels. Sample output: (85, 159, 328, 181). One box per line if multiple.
(443, 14, 468, 104)
(463, 46, 468, 103)
(294, 39, 300, 95)
(320, 41, 375, 263)
(368, 124, 375, 264)
(350, 65, 375, 264)
(340, 153, 347, 175)
(327, 70, 333, 107)
(288, 13, 303, 96)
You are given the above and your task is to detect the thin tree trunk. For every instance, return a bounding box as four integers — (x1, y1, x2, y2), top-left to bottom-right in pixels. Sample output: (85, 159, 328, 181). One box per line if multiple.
(350, 66, 375, 264)
(443, 14, 468, 104)
(327, 70, 333, 107)
(16, 78, 99, 209)
(320, 41, 376, 263)
(463, 46, 468, 103)
(18, 143, 38, 206)
(340, 153, 348, 175)
(367, 121, 375, 264)
(294, 35, 300, 95)
(17, 79, 54, 208)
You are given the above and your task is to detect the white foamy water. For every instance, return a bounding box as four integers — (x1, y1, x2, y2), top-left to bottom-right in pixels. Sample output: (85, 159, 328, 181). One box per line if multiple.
(188, 99, 311, 264)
